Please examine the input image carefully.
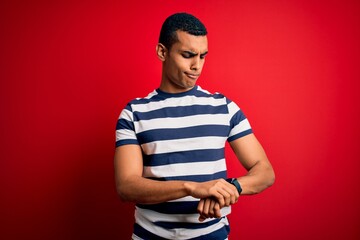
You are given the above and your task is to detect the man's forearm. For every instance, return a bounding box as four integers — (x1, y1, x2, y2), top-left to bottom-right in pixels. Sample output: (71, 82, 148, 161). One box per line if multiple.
(237, 160, 275, 195)
(116, 176, 239, 206)
(116, 176, 189, 204)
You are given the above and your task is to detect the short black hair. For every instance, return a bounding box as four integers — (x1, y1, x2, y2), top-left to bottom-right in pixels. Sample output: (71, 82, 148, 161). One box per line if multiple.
(159, 13, 207, 50)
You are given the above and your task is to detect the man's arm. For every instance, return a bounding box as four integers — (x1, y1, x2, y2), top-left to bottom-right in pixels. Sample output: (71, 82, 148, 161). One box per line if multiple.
(197, 133, 275, 220)
(114, 144, 238, 206)
(230, 133, 275, 194)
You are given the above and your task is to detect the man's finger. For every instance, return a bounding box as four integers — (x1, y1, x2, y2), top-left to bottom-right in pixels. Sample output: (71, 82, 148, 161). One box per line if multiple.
(197, 199, 205, 214)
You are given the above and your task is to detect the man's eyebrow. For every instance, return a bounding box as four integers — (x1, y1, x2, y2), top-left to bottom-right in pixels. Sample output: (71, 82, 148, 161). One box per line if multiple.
(182, 51, 197, 56)
(182, 50, 209, 56)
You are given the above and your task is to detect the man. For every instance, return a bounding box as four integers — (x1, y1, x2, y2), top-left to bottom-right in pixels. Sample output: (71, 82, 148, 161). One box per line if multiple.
(114, 13, 275, 240)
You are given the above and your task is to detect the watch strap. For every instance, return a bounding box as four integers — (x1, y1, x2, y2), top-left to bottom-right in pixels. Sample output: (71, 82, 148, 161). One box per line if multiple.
(226, 178, 242, 194)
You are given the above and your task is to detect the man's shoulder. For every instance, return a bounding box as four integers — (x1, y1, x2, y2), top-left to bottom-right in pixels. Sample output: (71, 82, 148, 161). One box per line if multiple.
(126, 89, 161, 106)
(196, 86, 229, 103)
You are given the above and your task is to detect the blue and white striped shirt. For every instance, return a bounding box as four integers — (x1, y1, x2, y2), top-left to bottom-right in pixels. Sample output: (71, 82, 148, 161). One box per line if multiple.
(116, 85, 252, 240)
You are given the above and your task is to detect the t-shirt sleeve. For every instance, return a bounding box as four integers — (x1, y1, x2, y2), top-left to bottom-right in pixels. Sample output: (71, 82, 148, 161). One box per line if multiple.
(227, 99, 253, 142)
(115, 103, 139, 147)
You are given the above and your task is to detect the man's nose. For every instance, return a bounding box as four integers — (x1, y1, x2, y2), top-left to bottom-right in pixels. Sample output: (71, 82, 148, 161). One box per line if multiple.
(190, 57, 201, 70)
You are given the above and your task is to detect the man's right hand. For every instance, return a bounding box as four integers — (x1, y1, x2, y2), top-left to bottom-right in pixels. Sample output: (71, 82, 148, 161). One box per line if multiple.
(184, 179, 239, 208)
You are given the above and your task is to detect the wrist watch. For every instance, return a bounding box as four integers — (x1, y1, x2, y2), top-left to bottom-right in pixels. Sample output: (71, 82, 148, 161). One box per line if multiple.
(226, 178, 243, 194)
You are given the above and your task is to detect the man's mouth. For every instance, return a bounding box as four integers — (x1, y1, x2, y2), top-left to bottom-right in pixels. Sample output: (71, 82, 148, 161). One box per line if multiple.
(185, 72, 200, 80)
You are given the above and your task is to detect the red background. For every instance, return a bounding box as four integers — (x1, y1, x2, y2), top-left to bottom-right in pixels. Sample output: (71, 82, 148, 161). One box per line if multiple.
(1, 0, 359, 239)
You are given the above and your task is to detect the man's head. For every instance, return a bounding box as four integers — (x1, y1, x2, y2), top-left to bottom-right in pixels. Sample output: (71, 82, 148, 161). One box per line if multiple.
(157, 13, 209, 93)
(159, 13, 207, 50)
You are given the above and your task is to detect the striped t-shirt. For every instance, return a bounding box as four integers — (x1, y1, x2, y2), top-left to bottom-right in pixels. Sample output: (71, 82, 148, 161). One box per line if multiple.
(115, 85, 252, 240)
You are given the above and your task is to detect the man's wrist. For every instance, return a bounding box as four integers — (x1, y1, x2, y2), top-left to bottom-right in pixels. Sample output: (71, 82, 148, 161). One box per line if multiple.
(183, 181, 196, 196)
(226, 178, 243, 194)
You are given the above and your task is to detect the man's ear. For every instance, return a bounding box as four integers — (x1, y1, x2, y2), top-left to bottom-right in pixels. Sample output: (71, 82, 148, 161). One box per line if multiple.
(156, 43, 167, 61)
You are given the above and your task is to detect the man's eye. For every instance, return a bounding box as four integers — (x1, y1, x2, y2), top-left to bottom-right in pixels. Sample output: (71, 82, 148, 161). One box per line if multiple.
(200, 53, 208, 59)
(182, 53, 192, 58)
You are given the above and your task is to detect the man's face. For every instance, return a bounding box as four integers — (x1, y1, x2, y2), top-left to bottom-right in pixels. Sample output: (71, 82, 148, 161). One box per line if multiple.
(161, 30, 208, 93)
